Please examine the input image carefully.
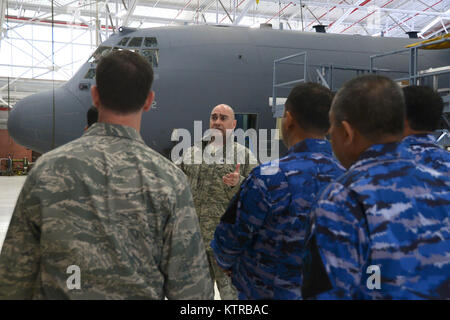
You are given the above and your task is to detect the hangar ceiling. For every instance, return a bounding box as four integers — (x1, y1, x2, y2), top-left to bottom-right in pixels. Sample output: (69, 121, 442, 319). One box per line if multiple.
(0, 0, 449, 107)
(1, 0, 448, 37)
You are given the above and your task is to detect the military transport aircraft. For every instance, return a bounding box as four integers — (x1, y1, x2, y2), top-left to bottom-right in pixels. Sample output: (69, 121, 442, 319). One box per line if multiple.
(6, 24, 449, 159)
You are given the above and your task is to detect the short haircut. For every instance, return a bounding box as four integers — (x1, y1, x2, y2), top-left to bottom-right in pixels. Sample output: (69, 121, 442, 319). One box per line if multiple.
(86, 106, 98, 128)
(403, 85, 443, 132)
(95, 50, 153, 114)
(285, 82, 334, 134)
(332, 75, 405, 141)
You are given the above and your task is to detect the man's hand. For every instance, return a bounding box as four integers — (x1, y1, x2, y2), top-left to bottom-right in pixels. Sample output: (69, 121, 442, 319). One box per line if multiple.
(223, 164, 240, 187)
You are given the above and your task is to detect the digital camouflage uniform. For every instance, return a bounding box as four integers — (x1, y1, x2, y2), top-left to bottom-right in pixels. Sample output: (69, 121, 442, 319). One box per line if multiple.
(0, 123, 213, 300)
(302, 142, 450, 300)
(399, 133, 450, 175)
(211, 139, 345, 299)
(178, 136, 258, 300)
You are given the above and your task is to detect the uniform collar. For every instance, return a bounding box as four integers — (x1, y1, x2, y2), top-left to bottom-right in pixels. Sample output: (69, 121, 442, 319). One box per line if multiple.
(288, 138, 332, 156)
(84, 122, 145, 145)
(402, 133, 436, 145)
(350, 142, 401, 170)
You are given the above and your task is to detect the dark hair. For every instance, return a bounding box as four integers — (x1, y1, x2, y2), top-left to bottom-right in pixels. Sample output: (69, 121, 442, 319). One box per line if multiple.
(403, 85, 443, 132)
(332, 75, 405, 141)
(285, 82, 333, 134)
(95, 50, 153, 114)
(86, 106, 98, 127)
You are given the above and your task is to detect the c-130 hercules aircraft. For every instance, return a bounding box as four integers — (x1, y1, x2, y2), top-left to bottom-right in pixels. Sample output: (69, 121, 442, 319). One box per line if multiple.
(6, 24, 450, 159)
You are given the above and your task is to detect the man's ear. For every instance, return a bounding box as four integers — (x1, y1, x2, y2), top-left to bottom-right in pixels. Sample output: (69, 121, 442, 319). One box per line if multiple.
(341, 120, 355, 146)
(91, 85, 100, 108)
(285, 110, 294, 128)
(142, 91, 155, 112)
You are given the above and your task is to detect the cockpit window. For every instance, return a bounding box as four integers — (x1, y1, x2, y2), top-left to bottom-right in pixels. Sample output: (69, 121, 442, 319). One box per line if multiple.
(112, 47, 139, 53)
(144, 37, 158, 48)
(141, 49, 159, 68)
(84, 68, 96, 79)
(112, 47, 141, 59)
(88, 46, 112, 63)
(117, 37, 130, 46)
(128, 37, 143, 47)
(88, 46, 158, 68)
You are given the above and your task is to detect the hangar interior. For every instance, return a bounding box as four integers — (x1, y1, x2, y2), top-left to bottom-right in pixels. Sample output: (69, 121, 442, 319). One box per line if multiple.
(0, 0, 449, 165)
(0, 0, 449, 247)
(0, 0, 448, 300)
(0, 0, 449, 237)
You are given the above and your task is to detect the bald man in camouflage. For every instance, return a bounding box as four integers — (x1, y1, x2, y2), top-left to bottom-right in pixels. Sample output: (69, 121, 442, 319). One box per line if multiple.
(178, 104, 258, 300)
(0, 50, 213, 299)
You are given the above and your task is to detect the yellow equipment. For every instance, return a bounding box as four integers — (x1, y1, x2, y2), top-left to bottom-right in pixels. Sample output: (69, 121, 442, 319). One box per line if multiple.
(405, 34, 450, 50)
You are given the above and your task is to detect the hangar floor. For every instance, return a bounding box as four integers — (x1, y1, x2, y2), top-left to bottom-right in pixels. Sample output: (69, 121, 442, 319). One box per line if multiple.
(0, 176, 220, 299)
(0, 176, 26, 251)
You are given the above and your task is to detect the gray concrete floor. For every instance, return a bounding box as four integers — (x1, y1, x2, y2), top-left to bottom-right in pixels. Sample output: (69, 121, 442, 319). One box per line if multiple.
(0, 176, 26, 252)
(0, 175, 221, 299)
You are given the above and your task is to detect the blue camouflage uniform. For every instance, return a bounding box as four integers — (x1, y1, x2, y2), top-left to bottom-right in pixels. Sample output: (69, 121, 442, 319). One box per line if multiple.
(302, 142, 450, 300)
(399, 133, 450, 175)
(211, 139, 345, 299)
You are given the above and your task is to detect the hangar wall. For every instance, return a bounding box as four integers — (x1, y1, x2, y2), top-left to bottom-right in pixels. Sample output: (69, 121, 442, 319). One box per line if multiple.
(0, 109, 32, 174)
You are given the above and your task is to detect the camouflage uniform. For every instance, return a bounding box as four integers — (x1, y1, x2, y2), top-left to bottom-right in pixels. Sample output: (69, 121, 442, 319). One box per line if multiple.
(302, 142, 450, 300)
(399, 133, 450, 175)
(211, 139, 345, 299)
(0, 123, 213, 300)
(178, 136, 258, 300)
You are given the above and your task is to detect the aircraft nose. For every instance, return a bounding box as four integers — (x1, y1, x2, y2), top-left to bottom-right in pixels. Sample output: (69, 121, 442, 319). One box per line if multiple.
(7, 86, 87, 154)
